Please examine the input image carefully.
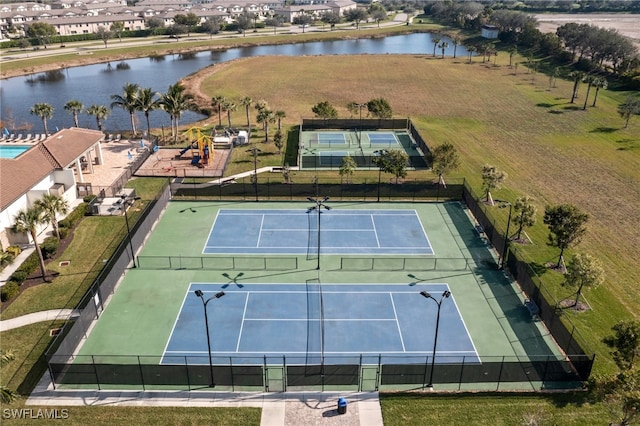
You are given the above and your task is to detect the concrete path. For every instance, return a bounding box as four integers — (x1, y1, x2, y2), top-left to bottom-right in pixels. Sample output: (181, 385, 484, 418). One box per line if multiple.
(27, 379, 384, 426)
(0, 309, 79, 331)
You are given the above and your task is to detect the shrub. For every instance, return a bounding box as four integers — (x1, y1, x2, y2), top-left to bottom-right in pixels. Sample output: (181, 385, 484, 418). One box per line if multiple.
(9, 270, 28, 284)
(58, 227, 69, 240)
(58, 219, 70, 229)
(40, 237, 59, 259)
(1, 251, 15, 267)
(6, 246, 22, 257)
(1, 281, 20, 302)
(17, 251, 40, 276)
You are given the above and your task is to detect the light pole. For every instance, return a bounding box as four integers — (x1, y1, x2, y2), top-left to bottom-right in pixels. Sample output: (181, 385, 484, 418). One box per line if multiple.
(373, 150, 387, 202)
(355, 102, 366, 147)
(499, 202, 513, 270)
(194, 289, 225, 387)
(246, 146, 261, 202)
(307, 196, 331, 270)
(120, 195, 141, 268)
(420, 290, 451, 389)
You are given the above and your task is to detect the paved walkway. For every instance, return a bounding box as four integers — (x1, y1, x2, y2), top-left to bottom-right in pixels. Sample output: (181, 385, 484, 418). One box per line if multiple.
(26, 375, 384, 426)
(0, 309, 78, 331)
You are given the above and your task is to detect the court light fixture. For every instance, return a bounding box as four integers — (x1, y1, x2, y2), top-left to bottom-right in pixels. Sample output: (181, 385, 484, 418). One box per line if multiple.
(373, 150, 388, 202)
(194, 289, 226, 387)
(307, 196, 331, 270)
(119, 195, 141, 268)
(420, 290, 451, 389)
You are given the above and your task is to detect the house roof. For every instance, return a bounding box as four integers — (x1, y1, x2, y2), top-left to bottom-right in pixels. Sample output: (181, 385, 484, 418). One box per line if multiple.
(0, 128, 103, 210)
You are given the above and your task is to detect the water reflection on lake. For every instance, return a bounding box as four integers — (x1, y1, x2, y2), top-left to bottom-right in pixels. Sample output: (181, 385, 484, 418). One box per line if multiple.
(1, 33, 469, 131)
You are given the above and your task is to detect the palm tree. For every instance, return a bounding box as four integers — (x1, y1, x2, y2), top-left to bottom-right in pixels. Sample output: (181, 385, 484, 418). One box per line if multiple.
(508, 46, 518, 67)
(582, 74, 594, 110)
(30, 103, 54, 135)
(240, 96, 253, 126)
(160, 83, 198, 141)
(86, 104, 110, 132)
(256, 108, 275, 143)
(211, 95, 226, 127)
(1, 349, 19, 403)
(275, 110, 286, 131)
(13, 205, 50, 282)
(222, 100, 237, 128)
(569, 71, 584, 104)
(64, 99, 84, 127)
(591, 77, 608, 107)
(110, 83, 140, 134)
(136, 87, 161, 137)
(452, 36, 461, 59)
(466, 45, 476, 63)
(35, 193, 69, 240)
(439, 41, 449, 59)
(432, 37, 440, 57)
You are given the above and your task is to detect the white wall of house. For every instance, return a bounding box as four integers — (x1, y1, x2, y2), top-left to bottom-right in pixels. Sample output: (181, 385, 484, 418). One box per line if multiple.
(0, 170, 78, 248)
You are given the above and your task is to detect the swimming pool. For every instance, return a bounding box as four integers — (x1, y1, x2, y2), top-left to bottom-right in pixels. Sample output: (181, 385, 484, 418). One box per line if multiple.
(0, 145, 32, 159)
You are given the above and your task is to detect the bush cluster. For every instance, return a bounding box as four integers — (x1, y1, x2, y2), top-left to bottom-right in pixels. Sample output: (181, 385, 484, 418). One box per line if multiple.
(40, 237, 59, 259)
(1, 281, 20, 302)
(59, 202, 87, 229)
(9, 251, 41, 285)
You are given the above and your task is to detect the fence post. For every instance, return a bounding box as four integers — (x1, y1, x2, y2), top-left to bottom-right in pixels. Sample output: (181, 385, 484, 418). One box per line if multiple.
(92, 355, 101, 391)
(185, 356, 191, 391)
(458, 356, 465, 391)
(496, 356, 505, 391)
(137, 355, 145, 391)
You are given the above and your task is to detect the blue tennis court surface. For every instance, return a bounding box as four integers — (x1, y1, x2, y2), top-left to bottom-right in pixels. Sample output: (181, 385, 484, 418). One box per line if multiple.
(204, 209, 434, 255)
(368, 132, 399, 146)
(162, 283, 479, 365)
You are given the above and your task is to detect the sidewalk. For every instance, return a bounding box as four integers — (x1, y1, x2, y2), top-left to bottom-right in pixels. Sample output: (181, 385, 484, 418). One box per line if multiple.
(0, 309, 79, 331)
(27, 375, 384, 426)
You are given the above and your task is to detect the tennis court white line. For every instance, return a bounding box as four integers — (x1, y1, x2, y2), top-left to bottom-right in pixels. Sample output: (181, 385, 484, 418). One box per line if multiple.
(164, 350, 479, 355)
(389, 293, 406, 352)
(161, 288, 192, 359)
(448, 293, 481, 358)
(371, 214, 381, 248)
(242, 318, 398, 321)
(256, 214, 265, 248)
(236, 293, 250, 352)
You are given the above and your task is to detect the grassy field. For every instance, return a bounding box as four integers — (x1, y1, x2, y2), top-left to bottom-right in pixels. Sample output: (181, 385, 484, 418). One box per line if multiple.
(195, 54, 640, 375)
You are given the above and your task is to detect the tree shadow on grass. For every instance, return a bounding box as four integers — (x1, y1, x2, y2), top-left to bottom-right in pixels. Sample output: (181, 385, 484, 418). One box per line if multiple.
(562, 105, 582, 111)
(536, 102, 557, 108)
(590, 127, 618, 133)
(616, 138, 639, 151)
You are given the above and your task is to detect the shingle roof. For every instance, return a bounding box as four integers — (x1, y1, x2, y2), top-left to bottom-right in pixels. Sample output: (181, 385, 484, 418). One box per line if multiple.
(0, 128, 103, 210)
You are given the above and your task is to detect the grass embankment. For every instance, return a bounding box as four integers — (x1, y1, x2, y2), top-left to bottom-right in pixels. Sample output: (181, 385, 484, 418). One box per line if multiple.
(196, 54, 640, 378)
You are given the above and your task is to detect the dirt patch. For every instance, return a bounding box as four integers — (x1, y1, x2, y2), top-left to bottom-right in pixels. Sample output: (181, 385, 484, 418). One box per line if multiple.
(535, 13, 640, 49)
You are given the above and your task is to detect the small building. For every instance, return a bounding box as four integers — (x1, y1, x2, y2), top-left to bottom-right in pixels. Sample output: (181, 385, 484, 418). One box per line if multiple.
(481, 24, 499, 39)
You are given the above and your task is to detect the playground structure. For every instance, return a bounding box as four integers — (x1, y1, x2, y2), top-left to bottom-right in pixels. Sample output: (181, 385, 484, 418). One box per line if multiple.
(176, 127, 213, 168)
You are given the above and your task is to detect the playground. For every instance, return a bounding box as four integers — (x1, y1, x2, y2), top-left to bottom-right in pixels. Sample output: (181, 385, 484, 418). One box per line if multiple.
(137, 127, 233, 178)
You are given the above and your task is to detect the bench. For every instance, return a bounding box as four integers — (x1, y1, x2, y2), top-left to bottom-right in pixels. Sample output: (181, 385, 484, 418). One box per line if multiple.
(524, 299, 540, 321)
(474, 224, 485, 237)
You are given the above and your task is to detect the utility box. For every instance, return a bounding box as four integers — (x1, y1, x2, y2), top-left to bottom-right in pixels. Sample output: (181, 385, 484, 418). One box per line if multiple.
(235, 130, 249, 145)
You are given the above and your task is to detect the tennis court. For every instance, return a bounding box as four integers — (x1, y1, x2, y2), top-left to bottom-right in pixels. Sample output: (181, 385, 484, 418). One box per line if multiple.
(204, 209, 434, 255)
(162, 283, 478, 365)
(65, 201, 569, 390)
(299, 129, 421, 170)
